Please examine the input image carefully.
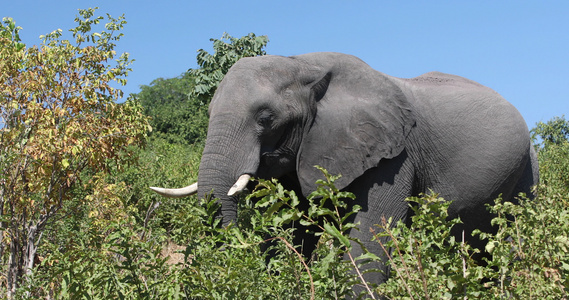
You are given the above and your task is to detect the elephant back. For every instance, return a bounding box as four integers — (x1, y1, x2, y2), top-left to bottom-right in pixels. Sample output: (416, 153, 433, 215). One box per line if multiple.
(400, 71, 531, 207)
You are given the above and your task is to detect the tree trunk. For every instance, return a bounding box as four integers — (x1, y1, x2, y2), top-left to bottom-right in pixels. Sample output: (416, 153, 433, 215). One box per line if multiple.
(0, 192, 4, 278)
(7, 229, 20, 299)
(5, 222, 41, 299)
(23, 224, 39, 298)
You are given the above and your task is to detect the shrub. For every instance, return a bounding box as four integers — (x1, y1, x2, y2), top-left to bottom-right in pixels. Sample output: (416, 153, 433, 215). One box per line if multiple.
(28, 166, 569, 299)
(477, 191, 569, 299)
(373, 194, 487, 299)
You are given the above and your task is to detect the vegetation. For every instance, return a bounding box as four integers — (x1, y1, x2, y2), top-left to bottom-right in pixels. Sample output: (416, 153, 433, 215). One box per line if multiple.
(138, 32, 268, 146)
(0, 10, 148, 298)
(1, 7, 568, 299)
(137, 73, 206, 145)
(189, 32, 269, 107)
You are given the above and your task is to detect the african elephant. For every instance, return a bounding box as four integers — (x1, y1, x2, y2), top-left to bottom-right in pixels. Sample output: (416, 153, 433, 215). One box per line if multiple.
(151, 52, 538, 287)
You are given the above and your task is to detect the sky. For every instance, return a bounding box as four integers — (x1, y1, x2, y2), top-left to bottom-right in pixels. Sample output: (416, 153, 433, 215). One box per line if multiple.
(4, 1, 568, 128)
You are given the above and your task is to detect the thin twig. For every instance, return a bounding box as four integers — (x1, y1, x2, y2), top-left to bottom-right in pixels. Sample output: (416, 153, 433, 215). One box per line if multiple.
(377, 217, 415, 286)
(346, 250, 376, 299)
(412, 238, 430, 300)
(264, 236, 315, 300)
(371, 224, 415, 300)
(461, 230, 467, 300)
(141, 201, 161, 240)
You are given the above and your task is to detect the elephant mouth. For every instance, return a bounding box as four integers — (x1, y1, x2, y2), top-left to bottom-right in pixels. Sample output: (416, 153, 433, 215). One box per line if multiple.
(260, 123, 298, 157)
(261, 131, 295, 164)
(261, 152, 281, 166)
(259, 147, 296, 179)
(260, 151, 281, 165)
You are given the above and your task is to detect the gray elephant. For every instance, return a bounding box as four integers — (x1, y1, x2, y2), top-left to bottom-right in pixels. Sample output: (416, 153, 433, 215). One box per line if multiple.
(151, 52, 538, 287)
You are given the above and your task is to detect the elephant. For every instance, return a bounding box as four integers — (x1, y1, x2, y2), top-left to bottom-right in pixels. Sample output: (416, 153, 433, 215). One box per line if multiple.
(150, 52, 538, 288)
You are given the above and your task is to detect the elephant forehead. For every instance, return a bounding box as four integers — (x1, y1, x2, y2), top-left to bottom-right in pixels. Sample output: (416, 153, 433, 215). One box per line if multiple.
(226, 66, 297, 88)
(233, 55, 300, 72)
(209, 76, 278, 115)
(211, 72, 300, 110)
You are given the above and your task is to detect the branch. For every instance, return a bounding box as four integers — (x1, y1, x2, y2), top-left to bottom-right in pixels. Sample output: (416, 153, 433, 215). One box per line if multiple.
(264, 236, 314, 300)
(371, 225, 415, 300)
(140, 201, 161, 240)
(346, 250, 376, 300)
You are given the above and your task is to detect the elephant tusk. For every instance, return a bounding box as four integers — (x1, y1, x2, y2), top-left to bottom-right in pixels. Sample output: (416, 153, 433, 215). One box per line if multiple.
(149, 182, 198, 198)
(227, 174, 252, 196)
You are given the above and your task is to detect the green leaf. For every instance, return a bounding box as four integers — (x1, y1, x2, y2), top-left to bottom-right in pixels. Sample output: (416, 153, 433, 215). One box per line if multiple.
(355, 252, 381, 262)
(323, 221, 351, 250)
(265, 200, 284, 217)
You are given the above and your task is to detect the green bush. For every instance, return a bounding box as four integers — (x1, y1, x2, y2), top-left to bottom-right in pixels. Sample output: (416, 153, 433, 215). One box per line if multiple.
(26, 165, 569, 299)
(374, 194, 487, 299)
(23, 113, 569, 298)
(373, 190, 569, 299)
(478, 192, 569, 299)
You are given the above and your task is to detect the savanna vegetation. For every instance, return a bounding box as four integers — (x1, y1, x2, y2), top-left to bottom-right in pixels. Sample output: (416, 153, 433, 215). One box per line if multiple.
(1, 8, 568, 299)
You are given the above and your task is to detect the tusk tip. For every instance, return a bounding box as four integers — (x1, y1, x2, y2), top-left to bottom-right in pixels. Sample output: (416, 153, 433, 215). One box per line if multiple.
(227, 174, 252, 196)
(227, 187, 240, 197)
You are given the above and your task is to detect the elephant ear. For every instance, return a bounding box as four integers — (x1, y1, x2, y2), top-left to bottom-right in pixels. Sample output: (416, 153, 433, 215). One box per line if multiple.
(297, 62, 415, 197)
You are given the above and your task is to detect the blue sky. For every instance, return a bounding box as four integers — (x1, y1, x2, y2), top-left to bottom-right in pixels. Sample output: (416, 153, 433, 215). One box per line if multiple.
(4, 1, 568, 128)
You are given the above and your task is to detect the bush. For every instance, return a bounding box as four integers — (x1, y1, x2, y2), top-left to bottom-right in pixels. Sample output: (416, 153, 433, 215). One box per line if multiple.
(25, 164, 569, 299)
(478, 191, 569, 299)
(374, 194, 486, 299)
(0, 10, 148, 298)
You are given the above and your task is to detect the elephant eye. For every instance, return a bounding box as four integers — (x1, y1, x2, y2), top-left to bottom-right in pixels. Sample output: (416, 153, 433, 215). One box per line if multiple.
(257, 111, 274, 128)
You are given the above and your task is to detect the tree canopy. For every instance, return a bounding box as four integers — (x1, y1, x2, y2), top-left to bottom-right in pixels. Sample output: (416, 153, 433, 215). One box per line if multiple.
(0, 9, 148, 297)
(531, 115, 569, 194)
(137, 73, 207, 145)
(532, 115, 569, 147)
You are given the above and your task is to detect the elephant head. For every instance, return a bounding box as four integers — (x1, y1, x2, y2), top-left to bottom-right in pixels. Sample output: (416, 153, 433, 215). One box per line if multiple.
(151, 52, 415, 226)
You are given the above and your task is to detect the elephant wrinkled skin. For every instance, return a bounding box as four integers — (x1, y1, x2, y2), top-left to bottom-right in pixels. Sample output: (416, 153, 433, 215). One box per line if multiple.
(151, 52, 538, 287)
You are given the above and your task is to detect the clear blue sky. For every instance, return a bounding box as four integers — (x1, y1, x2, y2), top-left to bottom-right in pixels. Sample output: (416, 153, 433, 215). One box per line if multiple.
(4, 1, 568, 128)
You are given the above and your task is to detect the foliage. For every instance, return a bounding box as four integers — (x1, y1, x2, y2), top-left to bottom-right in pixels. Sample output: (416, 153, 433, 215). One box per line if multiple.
(532, 115, 569, 147)
(373, 194, 487, 299)
(189, 32, 269, 106)
(32, 216, 178, 299)
(0, 9, 148, 297)
(476, 193, 569, 299)
(246, 166, 359, 299)
(172, 167, 359, 299)
(28, 167, 358, 299)
(114, 137, 203, 242)
(14, 114, 569, 298)
(136, 33, 268, 146)
(531, 115, 569, 194)
(137, 74, 208, 145)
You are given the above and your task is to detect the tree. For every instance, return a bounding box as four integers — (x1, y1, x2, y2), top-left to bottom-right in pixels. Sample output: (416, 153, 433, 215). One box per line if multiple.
(532, 115, 569, 147)
(137, 33, 268, 146)
(0, 9, 148, 297)
(137, 73, 208, 145)
(189, 32, 269, 106)
(531, 116, 569, 194)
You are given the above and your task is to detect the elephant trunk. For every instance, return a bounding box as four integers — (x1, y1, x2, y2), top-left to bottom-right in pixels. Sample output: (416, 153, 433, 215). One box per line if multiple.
(198, 164, 239, 226)
(197, 117, 260, 226)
